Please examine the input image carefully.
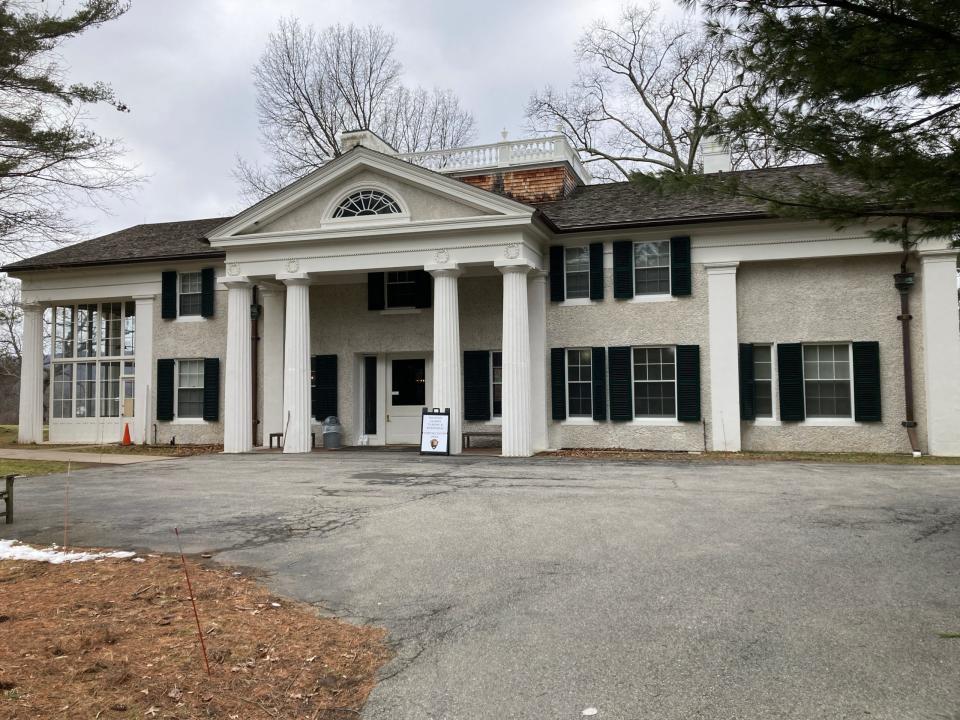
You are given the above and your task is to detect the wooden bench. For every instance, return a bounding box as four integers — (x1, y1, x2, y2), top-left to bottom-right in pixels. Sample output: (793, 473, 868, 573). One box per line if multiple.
(1, 475, 16, 524)
(462, 431, 502, 449)
(269, 432, 317, 449)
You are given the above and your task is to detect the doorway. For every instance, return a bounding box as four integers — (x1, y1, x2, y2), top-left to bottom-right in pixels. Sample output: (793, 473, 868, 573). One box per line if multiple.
(386, 355, 430, 444)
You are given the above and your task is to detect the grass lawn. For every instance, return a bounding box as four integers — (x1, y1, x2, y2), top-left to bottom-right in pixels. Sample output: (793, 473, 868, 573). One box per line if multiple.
(546, 448, 960, 465)
(0, 459, 95, 477)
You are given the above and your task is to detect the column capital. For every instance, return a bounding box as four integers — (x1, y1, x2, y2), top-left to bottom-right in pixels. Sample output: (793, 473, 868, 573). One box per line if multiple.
(425, 263, 462, 278)
(277, 273, 311, 286)
(132, 293, 156, 303)
(17, 301, 44, 314)
(258, 282, 286, 296)
(704, 261, 739, 275)
(918, 247, 959, 263)
(221, 276, 254, 290)
(495, 258, 537, 274)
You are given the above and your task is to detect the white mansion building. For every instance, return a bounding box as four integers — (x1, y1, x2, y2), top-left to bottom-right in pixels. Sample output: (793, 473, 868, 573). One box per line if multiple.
(4, 131, 959, 456)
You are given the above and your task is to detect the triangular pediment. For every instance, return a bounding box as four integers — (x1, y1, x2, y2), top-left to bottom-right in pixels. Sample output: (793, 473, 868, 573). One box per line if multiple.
(208, 147, 534, 241)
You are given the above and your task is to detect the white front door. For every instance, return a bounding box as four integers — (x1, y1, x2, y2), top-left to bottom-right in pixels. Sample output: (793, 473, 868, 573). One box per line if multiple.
(386, 355, 430, 444)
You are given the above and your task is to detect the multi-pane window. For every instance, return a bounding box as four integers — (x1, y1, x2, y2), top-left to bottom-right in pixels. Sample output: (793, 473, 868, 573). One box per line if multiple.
(804, 344, 852, 418)
(566, 349, 593, 417)
(333, 190, 401, 218)
(50, 302, 136, 420)
(179, 272, 202, 316)
(491, 351, 503, 417)
(634, 240, 670, 295)
(100, 361, 121, 417)
(176, 359, 205, 419)
(385, 271, 417, 308)
(633, 347, 676, 417)
(52, 364, 74, 419)
(75, 362, 97, 418)
(754, 345, 774, 418)
(564, 247, 590, 299)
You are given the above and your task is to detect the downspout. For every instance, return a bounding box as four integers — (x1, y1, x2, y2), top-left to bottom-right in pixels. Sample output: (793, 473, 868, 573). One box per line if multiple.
(251, 285, 261, 446)
(894, 239, 921, 455)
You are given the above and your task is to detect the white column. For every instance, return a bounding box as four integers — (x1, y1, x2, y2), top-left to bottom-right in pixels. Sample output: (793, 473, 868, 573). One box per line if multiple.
(17, 302, 44, 444)
(132, 295, 155, 444)
(706, 262, 741, 452)
(427, 264, 463, 454)
(280, 274, 312, 454)
(497, 261, 534, 457)
(528, 271, 548, 451)
(260, 285, 285, 446)
(223, 278, 253, 453)
(920, 249, 960, 456)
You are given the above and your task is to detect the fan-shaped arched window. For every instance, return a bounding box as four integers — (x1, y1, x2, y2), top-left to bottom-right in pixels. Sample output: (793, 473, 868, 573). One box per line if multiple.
(332, 189, 402, 218)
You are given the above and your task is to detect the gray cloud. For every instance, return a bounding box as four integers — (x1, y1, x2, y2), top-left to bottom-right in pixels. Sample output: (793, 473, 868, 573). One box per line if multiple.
(56, 0, 623, 240)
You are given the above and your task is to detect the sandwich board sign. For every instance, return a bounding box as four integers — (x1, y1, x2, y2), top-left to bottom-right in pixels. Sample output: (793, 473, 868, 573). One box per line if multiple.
(420, 408, 450, 455)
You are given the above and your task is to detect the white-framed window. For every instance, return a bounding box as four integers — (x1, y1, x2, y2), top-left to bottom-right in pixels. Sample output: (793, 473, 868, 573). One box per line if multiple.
(333, 189, 401, 218)
(633, 346, 676, 418)
(50, 302, 136, 420)
(179, 271, 203, 316)
(491, 351, 502, 418)
(754, 345, 774, 418)
(564, 246, 590, 299)
(385, 271, 417, 309)
(803, 343, 853, 418)
(566, 348, 593, 418)
(633, 240, 670, 295)
(176, 359, 205, 419)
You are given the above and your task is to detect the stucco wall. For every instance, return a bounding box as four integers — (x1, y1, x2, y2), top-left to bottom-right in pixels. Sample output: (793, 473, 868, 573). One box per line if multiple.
(737, 254, 926, 454)
(152, 286, 228, 445)
(304, 274, 504, 444)
(545, 258, 711, 451)
(254, 169, 493, 235)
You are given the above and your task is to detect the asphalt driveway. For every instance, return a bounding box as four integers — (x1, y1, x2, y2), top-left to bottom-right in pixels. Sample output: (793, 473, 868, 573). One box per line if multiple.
(3, 452, 959, 719)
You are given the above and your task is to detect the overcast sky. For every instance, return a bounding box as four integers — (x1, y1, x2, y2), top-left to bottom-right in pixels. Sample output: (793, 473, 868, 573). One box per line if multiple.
(58, 0, 626, 240)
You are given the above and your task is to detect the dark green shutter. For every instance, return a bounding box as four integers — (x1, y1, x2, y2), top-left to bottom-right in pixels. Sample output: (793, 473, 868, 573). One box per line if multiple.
(202, 357, 220, 422)
(551, 348, 566, 420)
(200, 267, 216, 318)
(161, 271, 177, 319)
(549, 246, 565, 302)
(367, 272, 385, 311)
(777, 343, 805, 421)
(589, 243, 604, 301)
(156, 359, 175, 421)
(739, 343, 756, 421)
(676, 345, 701, 421)
(363, 356, 377, 435)
(591, 347, 607, 421)
(312, 354, 337, 421)
(670, 236, 692, 296)
(612, 241, 634, 299)
(413, 270, 432, 309)
(608, 346, 633, 420)
(464, 350, 491, 421)
(853, 341, 882, 422)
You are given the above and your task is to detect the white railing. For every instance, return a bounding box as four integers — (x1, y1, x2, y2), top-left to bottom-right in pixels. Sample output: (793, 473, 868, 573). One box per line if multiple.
(397, 135, 592, 184)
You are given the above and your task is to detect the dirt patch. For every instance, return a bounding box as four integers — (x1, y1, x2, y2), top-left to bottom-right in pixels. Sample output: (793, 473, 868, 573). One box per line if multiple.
(0, 549, 389, 719)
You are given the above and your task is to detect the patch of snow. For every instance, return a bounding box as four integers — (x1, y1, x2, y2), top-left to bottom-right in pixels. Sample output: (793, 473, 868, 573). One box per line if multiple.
(582, 709, 599, 716)
(0, 539, 136, 564)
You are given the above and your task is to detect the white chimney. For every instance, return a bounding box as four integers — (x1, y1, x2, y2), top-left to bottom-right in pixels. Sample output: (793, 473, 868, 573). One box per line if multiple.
(339, 129, 397, 155)
(701, 136, 732, 173)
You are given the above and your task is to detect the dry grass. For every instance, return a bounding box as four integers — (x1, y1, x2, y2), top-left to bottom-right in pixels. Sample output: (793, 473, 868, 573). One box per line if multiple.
(0, 459, 96, 477)
(543, 448, 960, 465)
(0, 549, 389, 719)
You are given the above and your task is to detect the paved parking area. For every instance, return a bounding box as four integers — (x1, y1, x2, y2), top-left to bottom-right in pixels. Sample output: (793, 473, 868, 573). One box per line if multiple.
(3, 452, 959, 719)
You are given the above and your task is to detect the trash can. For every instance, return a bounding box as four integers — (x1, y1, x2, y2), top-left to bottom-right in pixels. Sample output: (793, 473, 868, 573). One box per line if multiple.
(322, 416, 343, 450)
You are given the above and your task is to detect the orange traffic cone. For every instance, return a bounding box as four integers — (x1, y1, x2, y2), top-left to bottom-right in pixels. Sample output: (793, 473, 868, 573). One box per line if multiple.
(121, 423, 132, 446)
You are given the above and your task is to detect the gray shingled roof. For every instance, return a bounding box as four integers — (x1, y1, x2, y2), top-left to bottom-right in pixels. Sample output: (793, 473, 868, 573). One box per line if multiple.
(1, 164, 861, 272)
(1, 217, 231, 272)
(536, 163, 863, 231)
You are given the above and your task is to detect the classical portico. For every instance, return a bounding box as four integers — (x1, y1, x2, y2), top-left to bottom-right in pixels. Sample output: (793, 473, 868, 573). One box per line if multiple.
(208, 137, 554, 456)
